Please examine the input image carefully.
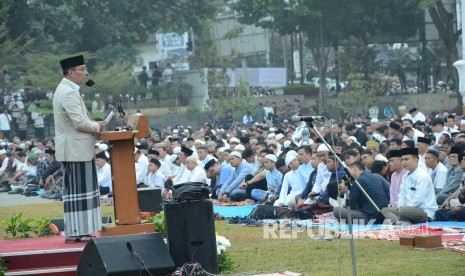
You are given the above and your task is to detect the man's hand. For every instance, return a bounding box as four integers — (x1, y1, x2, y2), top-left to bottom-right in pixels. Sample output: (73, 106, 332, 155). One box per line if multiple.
(239, 182, 247, 189)
(441, 198, 450, 209)
(98, 121, 107, 130)
(296, 198, 305, 207)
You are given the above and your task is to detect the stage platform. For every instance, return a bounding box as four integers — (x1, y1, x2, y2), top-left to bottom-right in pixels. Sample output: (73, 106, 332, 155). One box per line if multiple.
(0, 235, 84, 275)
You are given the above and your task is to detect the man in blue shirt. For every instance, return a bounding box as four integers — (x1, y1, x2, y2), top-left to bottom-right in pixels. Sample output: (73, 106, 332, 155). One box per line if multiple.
(240, 154, 283, 204)
(218, 151, 253, 202)
(334, 161, 390, 223)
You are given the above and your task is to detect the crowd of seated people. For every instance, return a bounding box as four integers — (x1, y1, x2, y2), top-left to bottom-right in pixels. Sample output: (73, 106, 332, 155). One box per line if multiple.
(4, 103, 465, 225)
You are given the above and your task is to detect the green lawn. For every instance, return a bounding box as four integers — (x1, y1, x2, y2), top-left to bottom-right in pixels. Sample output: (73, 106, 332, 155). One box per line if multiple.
(1, 203, 464, 275)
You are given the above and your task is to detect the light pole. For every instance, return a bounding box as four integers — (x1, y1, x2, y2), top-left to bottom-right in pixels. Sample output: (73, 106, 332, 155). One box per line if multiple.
(453, 0, 465, 114)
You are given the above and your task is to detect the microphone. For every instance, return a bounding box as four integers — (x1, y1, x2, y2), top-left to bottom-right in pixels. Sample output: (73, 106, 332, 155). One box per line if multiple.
(85, 79, 125, 116)
(291, 115, 325, 122)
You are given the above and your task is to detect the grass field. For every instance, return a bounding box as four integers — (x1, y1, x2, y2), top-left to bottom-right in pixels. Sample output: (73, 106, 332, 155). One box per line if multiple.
(1, 202, 464, 275)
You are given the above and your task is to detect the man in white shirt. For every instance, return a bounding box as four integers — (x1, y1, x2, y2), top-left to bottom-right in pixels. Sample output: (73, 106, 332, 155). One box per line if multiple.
(95, 151, 112, 195)
(274, 154, 305, 208)
(146, 158, 165, 188)
(311, 144, 332, 195)
(173, 146, 194, 185)
(409, 107, 426, 124)
(162, 63, 173, 84)
(431, 118, 449, 145)
(134, 148, 149, 187)
(381, 147, 437, 224)
(148, 148, 171, 178)
(424, 149, 448, 194)
(416, 137, 431, 171)
(185, 156, 207, 184)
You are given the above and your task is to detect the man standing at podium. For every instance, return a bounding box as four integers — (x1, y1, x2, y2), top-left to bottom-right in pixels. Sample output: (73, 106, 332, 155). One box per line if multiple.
(53, 55, 106, 242)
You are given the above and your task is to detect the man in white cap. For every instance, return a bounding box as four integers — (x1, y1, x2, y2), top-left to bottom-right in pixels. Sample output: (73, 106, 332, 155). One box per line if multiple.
(240, 154, 283, 204)
(218, 151, 253, 202)
(184, 156, 207, 184)
(310, 144, 332, 196)
(274, 153, 305, 207)
(275, 133, 285, 153)
(398, 106, 411, 120)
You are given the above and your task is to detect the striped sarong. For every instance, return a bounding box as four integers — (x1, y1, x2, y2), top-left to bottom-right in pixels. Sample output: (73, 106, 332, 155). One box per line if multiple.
(62, 160, 102, 237)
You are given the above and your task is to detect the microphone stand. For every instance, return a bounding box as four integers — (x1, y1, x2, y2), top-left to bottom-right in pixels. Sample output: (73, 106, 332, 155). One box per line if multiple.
(86, 80, 127, 130)
(304, 117, 383, 276)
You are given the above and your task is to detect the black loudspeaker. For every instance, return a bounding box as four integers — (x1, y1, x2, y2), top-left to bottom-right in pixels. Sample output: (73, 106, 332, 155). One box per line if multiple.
(77, 233, 175, 276)
(138, 187, 162, 213)
(164, 200, 218, 274)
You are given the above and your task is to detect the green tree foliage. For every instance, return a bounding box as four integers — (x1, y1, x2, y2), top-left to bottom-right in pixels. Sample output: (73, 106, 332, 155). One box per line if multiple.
(2, 0, 216, 53)
(333, 73, 379, 119)
(232, 0, 423, 112)
(420, 0, 460, 92)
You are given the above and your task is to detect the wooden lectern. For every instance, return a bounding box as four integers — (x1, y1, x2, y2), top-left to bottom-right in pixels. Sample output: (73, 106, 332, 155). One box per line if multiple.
(99, 114, 155, 236)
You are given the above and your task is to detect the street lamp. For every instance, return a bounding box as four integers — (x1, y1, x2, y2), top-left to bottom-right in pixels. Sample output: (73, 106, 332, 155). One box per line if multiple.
(453, 0, 465, 114)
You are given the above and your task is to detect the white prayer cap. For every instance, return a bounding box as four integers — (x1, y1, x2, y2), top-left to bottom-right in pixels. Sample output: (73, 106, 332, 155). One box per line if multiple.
(268, 133, 276, 138)
(461, 120, 465, 125)
(269, 127, 277, 132)
(194, 139, 205, 145)
(265, 154, 277, 163)
(398, 105, 407, 110)
(276, 133, 285, 140)
(229, 137, 240, 144)
(285, 154, 297, 166)
(0, 149, 6, 155)
(234, 144, 245, 151)
(283, 140, 292, 148)
(173, 146, 181, 154)
(348, 136, 359, 145)
(286, 150, 298, 158)
(317, 144, 329, 152)
(370, 118, 378, 123)
(98, 143, 109, 151)
(372, 133, 386, 143)
(229, 151, 242, 158)
(182, 137, 187, 143)
(401, 114, 413, 120)
(241, 130, 247, 134)
(183, 129, 189, 133)
(173, 129, 179, 134)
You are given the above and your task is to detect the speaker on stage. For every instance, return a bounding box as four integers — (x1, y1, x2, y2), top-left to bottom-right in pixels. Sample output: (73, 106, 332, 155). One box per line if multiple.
(138, 187, 162, 213)
(164, 200, 218, 274)
(77, 233, 175, 276)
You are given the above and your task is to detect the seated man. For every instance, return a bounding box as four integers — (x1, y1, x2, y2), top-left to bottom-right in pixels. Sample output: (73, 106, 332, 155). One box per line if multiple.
(436, 147, 463, 205)
(297, 151, 320, 207)
(217, 151, 253, 202)
(274, 154, 305, 208)
(435, 153, 465, 222)
(424, 149, 447, 194)
(381, 148, 437, 224)
(146, 158, 165, 188)
(95, 151, 112, 195)
(38, 149, 61, 188)
(240, 154, 282, 204)
(333, 161, 390, 223)
(184, 156, 207, 184)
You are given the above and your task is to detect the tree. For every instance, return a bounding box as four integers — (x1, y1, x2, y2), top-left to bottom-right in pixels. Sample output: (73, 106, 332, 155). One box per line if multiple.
(2, 0, 216, 53)
(420, 0, 460, 98)
(232, 0, 423, 113)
